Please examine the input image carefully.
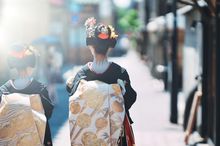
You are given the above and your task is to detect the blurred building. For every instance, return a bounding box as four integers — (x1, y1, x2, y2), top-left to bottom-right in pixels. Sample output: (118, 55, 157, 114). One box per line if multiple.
(0, 0, 114, 82)
(139, 0, 185, 89)
(138, 0, 220, 145)
(65, 0, 114, 64)
(0, 0, 50, 83)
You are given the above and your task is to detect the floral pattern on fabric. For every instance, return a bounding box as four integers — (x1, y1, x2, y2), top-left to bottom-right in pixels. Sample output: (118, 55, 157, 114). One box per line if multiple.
(69, 80, 125, 146)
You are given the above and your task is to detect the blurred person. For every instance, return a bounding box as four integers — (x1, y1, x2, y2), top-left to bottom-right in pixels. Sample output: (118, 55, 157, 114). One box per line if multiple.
(0, 58, 10, 85)
(136, 30, 147, 60)
(47, 46, 64, 105)
(66, 17, 136, 146)
(0, 44, 54, 146)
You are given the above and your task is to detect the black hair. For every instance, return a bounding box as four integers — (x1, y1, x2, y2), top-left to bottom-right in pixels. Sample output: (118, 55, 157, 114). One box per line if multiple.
(86, 37, 116, 55)
(7, 45, 36, 70)
(86, 24, 117, 55)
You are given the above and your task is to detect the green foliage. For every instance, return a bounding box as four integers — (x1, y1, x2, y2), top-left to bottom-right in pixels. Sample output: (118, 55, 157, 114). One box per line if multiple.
(117, 9, 140, 33)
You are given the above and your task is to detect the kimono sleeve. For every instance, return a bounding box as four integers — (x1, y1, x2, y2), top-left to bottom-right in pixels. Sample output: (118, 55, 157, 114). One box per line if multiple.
(0, 89, 3, 102)
(66, 68, 87, 96)
(121, 69, 137, 111)
(0, 82, 10, 102)
(40, 86, 54, 119)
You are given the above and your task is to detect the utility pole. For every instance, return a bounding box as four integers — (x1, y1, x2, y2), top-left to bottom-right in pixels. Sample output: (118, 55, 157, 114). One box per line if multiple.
(216, 1, 220, 145)
(170, 0, 178, 124)
(145, 0, 150, 24)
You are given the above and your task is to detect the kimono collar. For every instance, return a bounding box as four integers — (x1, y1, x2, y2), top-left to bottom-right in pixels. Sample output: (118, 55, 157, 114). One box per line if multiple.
(90, 59, 111, 74)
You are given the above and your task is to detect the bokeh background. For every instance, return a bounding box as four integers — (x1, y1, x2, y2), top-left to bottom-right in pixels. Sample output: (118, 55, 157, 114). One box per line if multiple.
(0, 0, 220, 146)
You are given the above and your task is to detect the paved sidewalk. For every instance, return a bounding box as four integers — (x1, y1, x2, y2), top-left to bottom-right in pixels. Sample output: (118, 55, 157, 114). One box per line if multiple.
(109, 50, 185, 146)
(51, 50, 185, 146)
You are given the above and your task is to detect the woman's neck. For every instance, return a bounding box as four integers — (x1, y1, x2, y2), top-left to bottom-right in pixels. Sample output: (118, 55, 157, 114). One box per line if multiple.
(12, 77, 33, 90)
(12, 69, 33, 90)
(94, 54, 107, 62)
(91, 55, 111, 74)
(18, 69, 29, 78)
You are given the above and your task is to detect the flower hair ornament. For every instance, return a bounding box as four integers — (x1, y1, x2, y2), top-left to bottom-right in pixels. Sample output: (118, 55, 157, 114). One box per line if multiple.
(96, 24, 109, 39)
(8, 44, 37, 58)
(84, 17, 118, 40)
(7, 44, 38, 69)
(85, 17, 118, 51)
(85, 17, 96, 38)
(108, 25, 118, 39)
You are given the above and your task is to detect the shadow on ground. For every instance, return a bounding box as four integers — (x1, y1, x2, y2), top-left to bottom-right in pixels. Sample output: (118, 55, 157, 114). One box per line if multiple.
(49, 83, 69, 139)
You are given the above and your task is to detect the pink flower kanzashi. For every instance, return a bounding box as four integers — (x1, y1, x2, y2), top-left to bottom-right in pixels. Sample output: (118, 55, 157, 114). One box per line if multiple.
(85, 17, 96, 27)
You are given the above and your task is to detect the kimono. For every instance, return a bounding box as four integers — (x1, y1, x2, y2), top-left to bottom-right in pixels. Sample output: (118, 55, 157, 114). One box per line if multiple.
(67, 62, 137, 146)
(0, 79, 54, 146)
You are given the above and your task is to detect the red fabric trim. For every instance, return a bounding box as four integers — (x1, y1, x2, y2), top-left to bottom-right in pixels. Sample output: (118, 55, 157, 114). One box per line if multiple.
(124, 114, 135, 146)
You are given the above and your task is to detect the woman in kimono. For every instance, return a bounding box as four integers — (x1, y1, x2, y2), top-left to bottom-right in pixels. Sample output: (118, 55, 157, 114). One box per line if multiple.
(66, 17, 137, 146)
(0, 44, 54, 146)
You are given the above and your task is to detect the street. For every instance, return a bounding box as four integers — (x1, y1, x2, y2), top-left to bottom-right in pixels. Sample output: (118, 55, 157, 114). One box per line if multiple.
(0, 0, 219, 145)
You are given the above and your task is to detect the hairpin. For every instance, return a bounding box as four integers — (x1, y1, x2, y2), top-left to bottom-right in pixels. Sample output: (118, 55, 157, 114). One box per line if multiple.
(97, 24, 109, 39)
(108, 25, 118, 39)
(85, 17, 96, 38)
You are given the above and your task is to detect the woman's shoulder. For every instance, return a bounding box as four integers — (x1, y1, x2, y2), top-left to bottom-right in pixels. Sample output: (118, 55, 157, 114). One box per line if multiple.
(75, 63, 94, 78)
(29, 79, 47, 92)
(76, 63, 90, 74)
(66, 63, 89, 93)
(110, 62, 131, 82)
(110, 62, 126, 74)
(82, 63, 90, 70)
(0, 80, 12, 94)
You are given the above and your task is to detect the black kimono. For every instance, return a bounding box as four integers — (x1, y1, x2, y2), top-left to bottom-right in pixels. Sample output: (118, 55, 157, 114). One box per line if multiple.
(0, 79, 54, 146)
(66, 62, 137, 145)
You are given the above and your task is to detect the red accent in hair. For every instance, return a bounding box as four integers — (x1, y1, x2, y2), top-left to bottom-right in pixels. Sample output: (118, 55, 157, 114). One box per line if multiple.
(9, 50, 25, 58)
(98, 33, 109, 39)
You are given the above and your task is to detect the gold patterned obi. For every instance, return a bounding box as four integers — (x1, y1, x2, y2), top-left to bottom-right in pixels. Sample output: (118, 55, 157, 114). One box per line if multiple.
(0, 93, 46, 146)
(69, 80, 125, 146)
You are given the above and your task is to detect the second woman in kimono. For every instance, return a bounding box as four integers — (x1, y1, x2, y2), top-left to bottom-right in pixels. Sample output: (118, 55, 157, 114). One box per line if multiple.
(0, 44, 54, 146)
